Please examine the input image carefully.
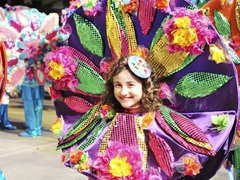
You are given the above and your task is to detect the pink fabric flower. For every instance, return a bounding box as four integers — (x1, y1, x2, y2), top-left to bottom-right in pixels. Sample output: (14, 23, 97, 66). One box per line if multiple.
(92, 141, 147, 180)
(163, 8, 216, 55)
(44, 47, 78, 91)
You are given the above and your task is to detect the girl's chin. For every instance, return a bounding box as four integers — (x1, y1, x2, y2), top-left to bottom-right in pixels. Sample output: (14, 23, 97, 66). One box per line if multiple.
(121, 104, 139, 109)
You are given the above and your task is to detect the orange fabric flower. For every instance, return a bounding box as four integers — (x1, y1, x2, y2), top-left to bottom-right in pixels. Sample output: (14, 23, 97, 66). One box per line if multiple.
(155, 0, 169, 12)
(131, 47, 149, 59)
(141, 112, 154, 128)
(183, 157, 202, 176)
(101, 104, 113, 111)
(123, 0, 138, 13)
(70, 151, 84, 164)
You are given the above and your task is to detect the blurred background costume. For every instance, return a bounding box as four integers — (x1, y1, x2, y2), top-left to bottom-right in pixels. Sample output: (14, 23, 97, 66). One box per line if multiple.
(45, 0, 240, 179)
(0, 93, 16, 130)
(0, 5, 59, 137)
(0, 170, 6, 180)
(0, 25, 12, 180)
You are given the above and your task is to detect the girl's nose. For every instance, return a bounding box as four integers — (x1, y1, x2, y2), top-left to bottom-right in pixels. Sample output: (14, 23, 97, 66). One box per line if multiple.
(120, 86, 128, 96)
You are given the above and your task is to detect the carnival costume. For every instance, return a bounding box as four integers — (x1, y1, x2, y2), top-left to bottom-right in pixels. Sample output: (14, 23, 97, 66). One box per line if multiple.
(200, 0, 240, 179)
(47, 0, 240, 179)
(0, 5, 59, 136)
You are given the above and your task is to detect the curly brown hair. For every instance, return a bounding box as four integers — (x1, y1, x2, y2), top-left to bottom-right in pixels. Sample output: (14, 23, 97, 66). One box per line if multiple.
(100, 56, 162, 113)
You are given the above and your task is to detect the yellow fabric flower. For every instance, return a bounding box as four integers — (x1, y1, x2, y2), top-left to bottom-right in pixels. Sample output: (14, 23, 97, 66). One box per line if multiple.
(209, 44, 226, 64)
(49, 60, 65, 80)
(172, 16, 198, 47)
(109, 156, 132, 177)
(175, 16, 191, 28)
(51, 117, 63, 136)
(77, 2, 81, 8)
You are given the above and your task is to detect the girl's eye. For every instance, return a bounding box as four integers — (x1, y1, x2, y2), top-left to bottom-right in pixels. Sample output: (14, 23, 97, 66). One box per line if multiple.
(128, 83, 134, 87)
(114, 84, 121, 88)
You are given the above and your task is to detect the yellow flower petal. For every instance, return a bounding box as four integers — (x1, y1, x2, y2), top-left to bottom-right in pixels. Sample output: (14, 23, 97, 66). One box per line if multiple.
(172, 17, 198, 47)
(109, 156, 132, 177)
(175, 16, 191, 28)
(49, 60, 66, 80)
(51, 117, 64, 136)
(172, 28, 198, 47)
(209, 44, 226, 64)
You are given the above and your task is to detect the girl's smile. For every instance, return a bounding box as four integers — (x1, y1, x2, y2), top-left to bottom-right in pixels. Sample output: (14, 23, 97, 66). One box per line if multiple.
(113, 69, 143, 109)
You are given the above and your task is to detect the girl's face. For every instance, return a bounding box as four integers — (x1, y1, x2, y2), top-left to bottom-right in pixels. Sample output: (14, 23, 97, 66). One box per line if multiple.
(113, 69, 143, 109)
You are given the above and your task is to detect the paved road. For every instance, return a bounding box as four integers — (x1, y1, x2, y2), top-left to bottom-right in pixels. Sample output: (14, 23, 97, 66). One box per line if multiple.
(0, 97, 87, 180)
(0, 97, 229, 180)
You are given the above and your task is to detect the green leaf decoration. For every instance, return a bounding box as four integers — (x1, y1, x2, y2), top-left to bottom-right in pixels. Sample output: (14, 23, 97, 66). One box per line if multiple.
(160, 106, 189, 138)
(214, 10, 231, 37)
(174, 72, 232, 98)
(211, 114, 229, 131)
(76, 60, 106, 95)
(78, 121, 107, 151)
(62, 104, 101, 140)
(150, 16, 170, 51)
(228, 46, 240, 64)
(186, 5, 197, 10)
(109, 0, 127, 33)
(57, 116, 101, 150)
(73, 13, 103, 57)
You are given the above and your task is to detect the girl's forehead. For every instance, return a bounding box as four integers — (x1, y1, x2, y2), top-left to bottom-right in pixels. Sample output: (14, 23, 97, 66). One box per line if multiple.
(113, 69, 141, 83)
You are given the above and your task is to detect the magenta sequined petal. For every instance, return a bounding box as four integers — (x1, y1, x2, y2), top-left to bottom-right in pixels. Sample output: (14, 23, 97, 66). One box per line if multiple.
(138, 0, 156, 35)
(155, 111, 216, 156)
(149, 131, 174, 179)
(63, 96, 93, 113)
(120, 28, 129, 57)
(109, 114, 138, 146)
(170, 111, 210, 143)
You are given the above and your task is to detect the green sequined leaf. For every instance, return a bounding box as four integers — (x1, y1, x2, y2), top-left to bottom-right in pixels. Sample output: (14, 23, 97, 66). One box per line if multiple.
(78, 121, 107, 151)
(174, 72, 232, 98)
(57, 116, 101, 150)
(160, 106, 189, 138)
(74, 13, 103, 57)
(76, 60, 106, 95)
(186, 5, 197, 10)
(214, 10, 231, 37)
(62, 104, 101, 140)
(228, 47, 240, 64)
(150, 16, 170, 51)
(109, 0, 127, 33)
